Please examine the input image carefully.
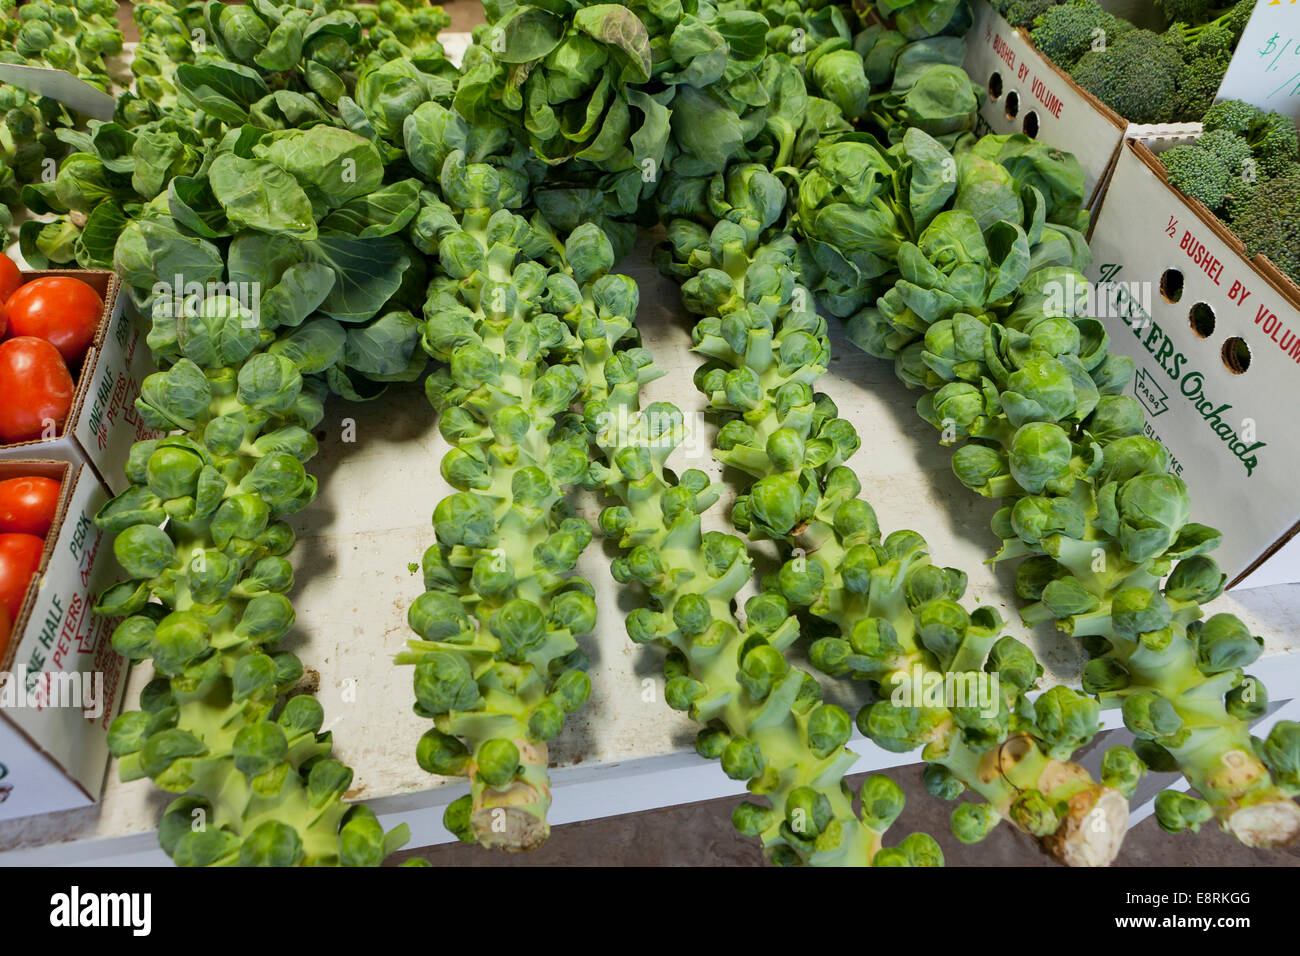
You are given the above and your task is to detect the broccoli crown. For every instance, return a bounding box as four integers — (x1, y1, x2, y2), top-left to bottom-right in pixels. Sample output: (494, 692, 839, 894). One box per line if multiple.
(1162, 129, 1253, 210)
(1196, 127, 1254, 168)
(1203, 97, 1267, 136)
(1172, 51, 1230, 120)
(1002, 0, 1060, 29)
(1070, 29, 1184, 123)
(1204, 99, 1300, 175)
(1226, 0, 1256, 35)
(1193, 21, 1235, 57)
(1030, 1, 1124, 69)
(1158, 0, 1225, 26)
(1167, 0, 1255, 45)
(1253, 113, 1300, 176)
(1230, 168, 1300, 285)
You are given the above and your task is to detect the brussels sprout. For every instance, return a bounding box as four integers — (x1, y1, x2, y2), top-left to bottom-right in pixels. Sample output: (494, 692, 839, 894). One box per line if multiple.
(552, 670, 591, 713)
(236, 593, 295, 645)
(721, 737, 766, 781)
(985, 636, 1042, 695)
(923, 763, 965, 800)
(1111, 588, 1173, 641)
(952, 443, 1006, 492)
(416, 729, 470, 777)
(738, 644, 789, 701)
(1225, 677, 1267, 722)
(1100, 746, 1145, 799)
(951, 802, 1000, 844)
(413, 653, 482, 715)
(145, 445, 205, 501)
(1008, 789, 1059, 837)
(733, 801, 775, 838)
(476, 739, 520, 788)
(1122, 691, 1183, 741)
(1033, 686, 1099, 759)
(443, 795, 476, 844)
(83, 1, 422, 866)
(785, 786, 833, 837)
(1007, 422, 1072, 494)
(1154, 790, 1213, 835)
(307, 760, 352, 810)
(1257, 722, 1300, 794)
(1191, 614, 1263, 676)
(240, 820, 304, 867)
(113, 524, 176, 579)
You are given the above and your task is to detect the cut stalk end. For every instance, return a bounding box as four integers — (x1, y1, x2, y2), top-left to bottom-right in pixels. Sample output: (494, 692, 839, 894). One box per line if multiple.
(470, 796, 551, 852)
(1224, 799, 1300, 849)
(1041, 787, 1129, 868)
(469, 739, 552, 852)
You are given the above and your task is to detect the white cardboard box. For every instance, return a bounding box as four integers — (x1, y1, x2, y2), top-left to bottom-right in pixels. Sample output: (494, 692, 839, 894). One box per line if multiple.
(963, 0, 1127, 208)
(0, 271, 160, 494)
(1087, 139, 1300, 590)
(0, 460, 128, 820)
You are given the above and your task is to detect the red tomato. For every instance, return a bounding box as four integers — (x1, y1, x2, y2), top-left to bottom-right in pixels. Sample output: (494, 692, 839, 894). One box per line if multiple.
(0, 476, 61, 536)
(0, 533, 43, 621)
(5, 276, 104, 365)
(0, 603, 11, 663)
(0, 337, 76, 445)
(0, 296, 6, 338)
(0, 253, 21, 304)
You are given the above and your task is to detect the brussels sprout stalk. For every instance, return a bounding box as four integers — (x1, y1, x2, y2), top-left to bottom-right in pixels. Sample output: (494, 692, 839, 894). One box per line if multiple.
(829, 130, 1300, 848)
(563, 223, 937, 866)
(398, 134, 596, 851)
(652, 156, 1126, 864)
(96, 295, 408, 866)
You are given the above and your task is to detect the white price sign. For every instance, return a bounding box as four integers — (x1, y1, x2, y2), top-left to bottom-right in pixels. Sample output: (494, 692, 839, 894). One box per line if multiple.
(1216, 1, 1300, 122)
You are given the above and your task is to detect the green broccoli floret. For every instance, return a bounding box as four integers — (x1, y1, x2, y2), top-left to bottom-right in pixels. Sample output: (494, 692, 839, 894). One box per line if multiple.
(1070, 28, 1185, 123)
(1204, 98, 1265, 136)
(1226, 0, 1256, 36)
(1030, 1, 1127, 69)
(1002, 0, 1061, 29)
(1162, 129, 1253, 210)
(1192, 20, 1234, 57)
(1251, 113, 1300, 176)
(1167, 0, 1256, 45)
(1230, 167, 1300, 286)
(1172, 50, 1231, 120)
(1204, 99, 1300, 176)
(1158, 0, 1229, 27)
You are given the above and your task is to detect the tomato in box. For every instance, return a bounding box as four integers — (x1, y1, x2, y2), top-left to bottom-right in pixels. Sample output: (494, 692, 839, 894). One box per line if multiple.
(4, 275, 104, 365)
(0, 476, 61, 537)
(0, 337, 76, 445)
(0, 532, 43, 621)
(0, 253, 21, 304)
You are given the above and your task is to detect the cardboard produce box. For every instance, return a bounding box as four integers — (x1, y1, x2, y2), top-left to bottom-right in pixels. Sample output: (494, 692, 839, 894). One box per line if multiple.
(963, 0, 1129, 208)
(0, 271, 160, 494)
(0, 460, 127, 820)
(1086, 138, 1300, 590)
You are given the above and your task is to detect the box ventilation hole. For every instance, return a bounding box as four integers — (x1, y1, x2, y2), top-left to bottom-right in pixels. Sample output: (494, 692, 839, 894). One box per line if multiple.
(1222, 337, 1251, 374)
(988, 72, 1003, 99)
(1004, 90, 1019, 119)
(1160, 268, 1184, 304)
(1022, 110, 1039, 138)
(1189, 301, 1215, 338)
